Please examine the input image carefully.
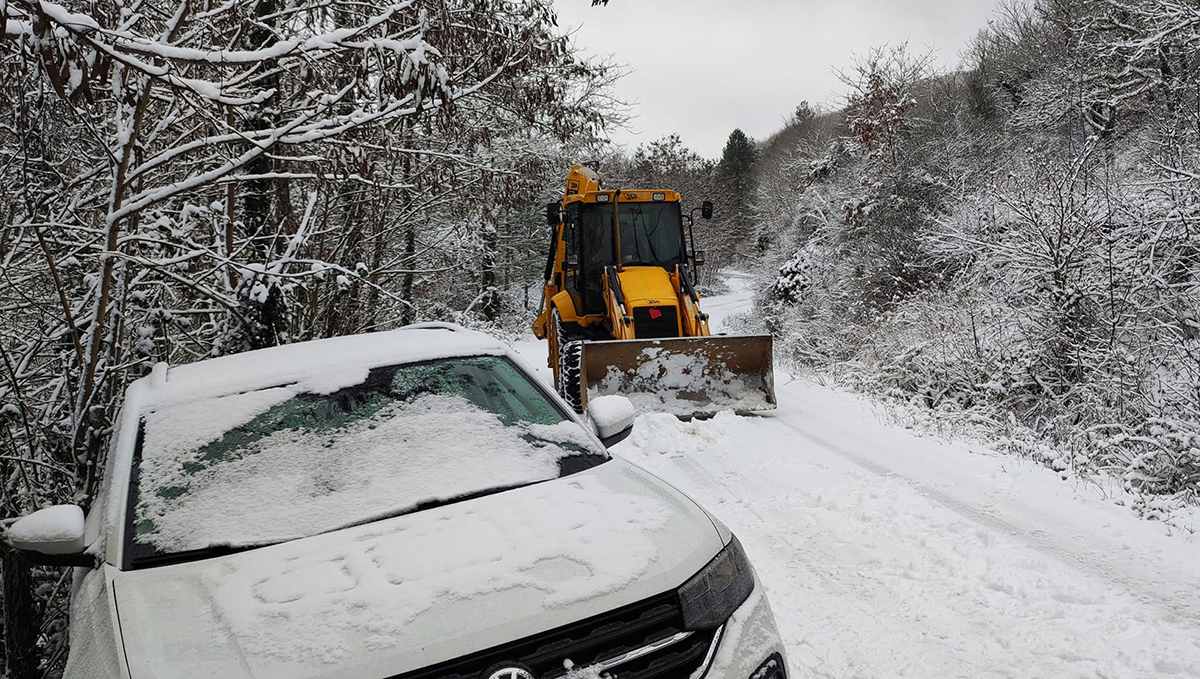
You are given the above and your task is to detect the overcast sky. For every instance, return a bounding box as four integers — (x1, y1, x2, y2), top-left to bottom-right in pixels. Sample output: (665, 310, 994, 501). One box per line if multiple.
(552, 0, 1001, 158)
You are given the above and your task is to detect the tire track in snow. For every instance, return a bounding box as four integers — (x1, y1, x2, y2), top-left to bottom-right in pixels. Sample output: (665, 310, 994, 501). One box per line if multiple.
(618, 422, 913, 679)
(620, 411, 1200, 679)
(701, 269, 1200, 625)
(765, 408, 1200, 623)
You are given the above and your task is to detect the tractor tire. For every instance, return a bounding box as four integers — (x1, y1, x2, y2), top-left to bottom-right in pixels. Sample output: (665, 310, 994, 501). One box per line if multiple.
(559, 341, 584, 413)
(552, 310, 585, 413)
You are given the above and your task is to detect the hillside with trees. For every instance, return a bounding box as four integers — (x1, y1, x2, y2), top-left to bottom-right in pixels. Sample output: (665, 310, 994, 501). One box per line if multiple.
(746, 0, 1200, 513)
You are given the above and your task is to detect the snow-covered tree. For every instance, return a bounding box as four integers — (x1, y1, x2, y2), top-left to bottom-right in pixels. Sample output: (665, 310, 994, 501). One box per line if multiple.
(1, 0, 617, 672)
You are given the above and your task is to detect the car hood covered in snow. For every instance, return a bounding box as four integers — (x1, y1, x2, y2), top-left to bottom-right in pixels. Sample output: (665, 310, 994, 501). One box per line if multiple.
(113, 458, 723, 679)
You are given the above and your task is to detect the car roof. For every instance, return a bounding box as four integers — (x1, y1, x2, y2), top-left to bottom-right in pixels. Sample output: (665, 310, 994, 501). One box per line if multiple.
(139, 323, 509, 409)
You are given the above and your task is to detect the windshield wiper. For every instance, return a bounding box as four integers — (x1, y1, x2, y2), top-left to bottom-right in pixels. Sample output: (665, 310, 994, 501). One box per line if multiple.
(126, 484, 540, 569)
(129, 540, 287, 569)
(315, 480, 547, 536)
(644, 214, 664, 263)
(621, 210, 669, 266)
(127, 483, 539, 568)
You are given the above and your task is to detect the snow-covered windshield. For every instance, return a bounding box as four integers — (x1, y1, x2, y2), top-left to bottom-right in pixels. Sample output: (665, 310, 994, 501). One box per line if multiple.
(125, 356, 606, 566)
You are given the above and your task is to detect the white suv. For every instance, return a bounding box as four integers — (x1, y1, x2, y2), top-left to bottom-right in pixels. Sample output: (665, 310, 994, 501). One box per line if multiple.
(9, 323, 786, 679)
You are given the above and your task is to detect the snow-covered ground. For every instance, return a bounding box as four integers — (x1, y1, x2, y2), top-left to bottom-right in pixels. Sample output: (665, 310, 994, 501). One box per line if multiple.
(511, 272, 1200, 679)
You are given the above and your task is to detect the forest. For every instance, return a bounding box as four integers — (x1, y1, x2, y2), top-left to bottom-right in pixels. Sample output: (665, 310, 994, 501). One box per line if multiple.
(3, 0, 1200, 676)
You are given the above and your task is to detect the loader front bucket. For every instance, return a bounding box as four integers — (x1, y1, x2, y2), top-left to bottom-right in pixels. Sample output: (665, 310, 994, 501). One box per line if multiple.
(579, 335, 776, 417)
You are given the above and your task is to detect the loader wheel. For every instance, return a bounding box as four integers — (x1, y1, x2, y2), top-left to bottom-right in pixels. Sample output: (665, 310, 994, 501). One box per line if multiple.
(552, 309, 584, 413)
(559, 341, 584, 413)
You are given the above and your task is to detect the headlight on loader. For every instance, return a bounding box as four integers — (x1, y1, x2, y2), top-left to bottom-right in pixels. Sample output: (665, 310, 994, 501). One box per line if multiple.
(678, 536, 755, 629)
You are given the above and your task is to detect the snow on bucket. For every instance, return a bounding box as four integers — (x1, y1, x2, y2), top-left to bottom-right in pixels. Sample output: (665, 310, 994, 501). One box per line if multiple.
(579, 335, 776, 417)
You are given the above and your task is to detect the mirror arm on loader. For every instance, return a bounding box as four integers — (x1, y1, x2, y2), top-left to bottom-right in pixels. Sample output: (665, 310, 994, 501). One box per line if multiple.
(679, 265, 701, 305)
(606, 266, 632, 325)
(543, 228, 558, 284)
(612, 189, 623, 272)
(678, 267, 709, 323)
(684, 211, 700, 281)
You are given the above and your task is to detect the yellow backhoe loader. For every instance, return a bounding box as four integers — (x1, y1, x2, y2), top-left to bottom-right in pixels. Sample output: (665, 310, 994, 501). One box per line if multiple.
(532, 165, 776, 417)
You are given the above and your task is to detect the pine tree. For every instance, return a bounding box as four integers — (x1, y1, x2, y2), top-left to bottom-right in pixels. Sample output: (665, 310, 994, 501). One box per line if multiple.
(719, 129, 758, 216)
(794, 101, 816, 125)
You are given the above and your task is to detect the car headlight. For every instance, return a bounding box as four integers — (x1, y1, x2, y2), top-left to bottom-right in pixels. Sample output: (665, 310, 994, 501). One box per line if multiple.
(678, 536, 755, 629)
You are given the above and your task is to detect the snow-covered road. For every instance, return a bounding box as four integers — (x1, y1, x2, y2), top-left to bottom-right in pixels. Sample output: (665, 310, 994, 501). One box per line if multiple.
(511, 273, 1200, 679)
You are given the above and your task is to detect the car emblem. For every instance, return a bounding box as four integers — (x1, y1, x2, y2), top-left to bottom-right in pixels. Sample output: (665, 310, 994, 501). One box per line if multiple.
(483, 664, 536, 679)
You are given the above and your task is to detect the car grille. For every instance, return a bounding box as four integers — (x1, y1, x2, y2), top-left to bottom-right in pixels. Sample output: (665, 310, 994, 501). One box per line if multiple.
(632, 306, 679, 339)
(389, 592, 719, 679)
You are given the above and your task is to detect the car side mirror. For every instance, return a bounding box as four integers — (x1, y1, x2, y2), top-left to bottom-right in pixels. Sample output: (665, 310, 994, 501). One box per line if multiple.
(701, 201, 713, 220)
(694, 249, 707, 267)
(587, 395, 636, 448)
(545, 202, 561, 227)
(7, 505, 96, 568)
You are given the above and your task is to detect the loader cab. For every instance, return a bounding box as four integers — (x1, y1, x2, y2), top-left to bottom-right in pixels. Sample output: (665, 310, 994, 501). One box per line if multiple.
(563, 192, 686, 316)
